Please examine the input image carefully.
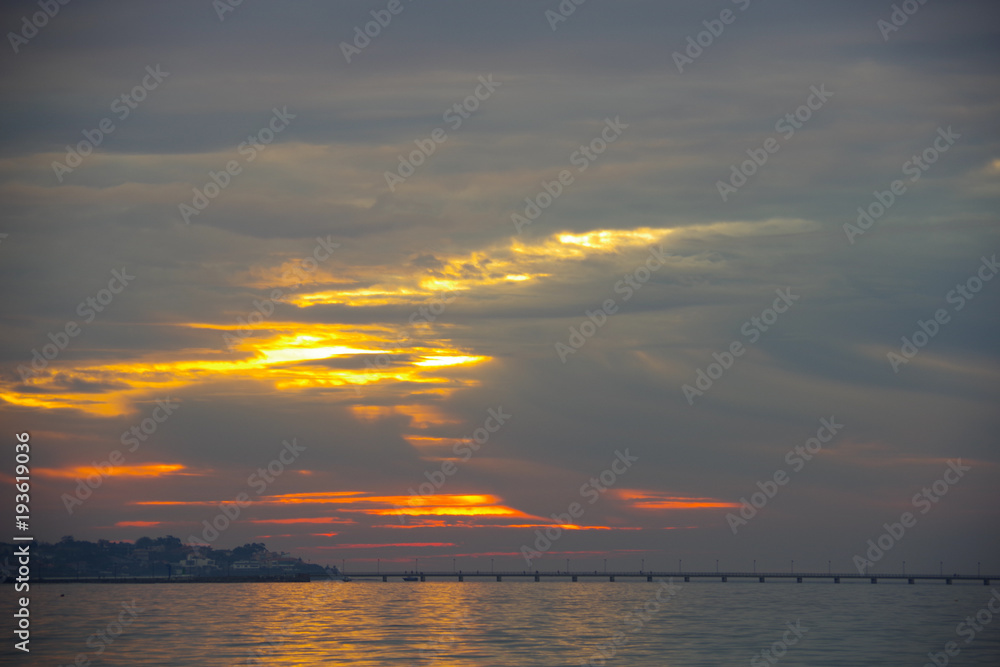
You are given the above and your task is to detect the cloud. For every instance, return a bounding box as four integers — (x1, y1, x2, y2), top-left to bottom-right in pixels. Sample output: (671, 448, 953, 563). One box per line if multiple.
(0, 0, 998, 573)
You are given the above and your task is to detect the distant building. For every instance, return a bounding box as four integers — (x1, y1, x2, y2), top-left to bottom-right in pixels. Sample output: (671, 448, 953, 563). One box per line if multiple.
(232, 560, 261, 570)
(181, 555, 215, 569)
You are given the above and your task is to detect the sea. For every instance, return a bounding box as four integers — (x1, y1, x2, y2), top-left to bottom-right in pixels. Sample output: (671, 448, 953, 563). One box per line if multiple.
(8, 579, 1000, 666)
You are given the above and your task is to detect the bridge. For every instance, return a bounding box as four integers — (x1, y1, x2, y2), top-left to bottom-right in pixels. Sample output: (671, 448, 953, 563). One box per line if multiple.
(340, 570, 997, 585)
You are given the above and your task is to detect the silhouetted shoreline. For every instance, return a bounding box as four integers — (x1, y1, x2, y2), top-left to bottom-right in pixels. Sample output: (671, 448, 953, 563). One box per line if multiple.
(16, 573, 313, 584)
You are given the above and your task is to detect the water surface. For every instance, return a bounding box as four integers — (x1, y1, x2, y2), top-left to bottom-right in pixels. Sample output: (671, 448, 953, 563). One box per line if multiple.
(10, 579, 1000, 666)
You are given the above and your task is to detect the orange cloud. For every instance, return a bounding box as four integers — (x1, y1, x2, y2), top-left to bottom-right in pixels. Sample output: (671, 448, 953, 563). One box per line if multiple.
(115, 521, 161, 527)
(317, 542, 457, 549)
(1, 227, 683, 419)
(373, 506, 528, 518)
(1, 228, 679, 418)
(134, 491, 540, 523)
(38, 463, 189, 479)
(351, 403, 464, 428)
(617, 490, 742, 510)
(3, 324, 488, 417)
(260, 492, 498, 507)
(247, 517, 356, 525)
(372, 519, 639, 531)
(401, 435, 465, 449)
(134, 491, 365, 507)
(261, 491, 537, 521)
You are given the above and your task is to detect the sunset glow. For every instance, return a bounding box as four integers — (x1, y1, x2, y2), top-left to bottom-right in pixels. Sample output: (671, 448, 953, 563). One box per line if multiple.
(617, 491, 743, 510)
(39, 464, 189, 479)
(4, 0, 996, 593)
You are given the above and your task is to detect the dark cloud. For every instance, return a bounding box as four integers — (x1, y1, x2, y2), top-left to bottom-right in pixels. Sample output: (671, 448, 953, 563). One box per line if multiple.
(0, 0, 997, 573)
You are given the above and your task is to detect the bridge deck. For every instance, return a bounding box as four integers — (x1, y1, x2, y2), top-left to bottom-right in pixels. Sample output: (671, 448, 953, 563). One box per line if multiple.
(339, 571, 995, 584)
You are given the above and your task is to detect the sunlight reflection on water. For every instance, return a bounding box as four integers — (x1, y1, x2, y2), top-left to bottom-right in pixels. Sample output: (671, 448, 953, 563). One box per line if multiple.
(16, 580, 1000, 666)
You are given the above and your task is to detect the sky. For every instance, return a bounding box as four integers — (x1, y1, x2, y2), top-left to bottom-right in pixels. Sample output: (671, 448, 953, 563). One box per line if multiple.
(0, 0, 998, 574)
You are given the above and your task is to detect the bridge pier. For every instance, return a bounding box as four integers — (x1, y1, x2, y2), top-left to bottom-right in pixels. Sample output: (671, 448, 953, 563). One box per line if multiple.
(458, 575, 464, 582)
(647, 575, 653, 582)
(420, 575, 425, 582)
(534, 574, 540, 582)
(986, 579, 991, 586)
(496, 575, 502, 582)
(382, 575, 387, 582)
(610, 576, 615, 582)
(759, 577, 765, 583)
(870, 577, 877, 584)
(684, 576, 690, 582)
(796, 577, 802, 583)
(721, 576, 727, 582)
(572, 576, 578, 582)
(946, 579, 952, 585)
(908, 578, 915, 584)
(834, 577, 840, 583)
